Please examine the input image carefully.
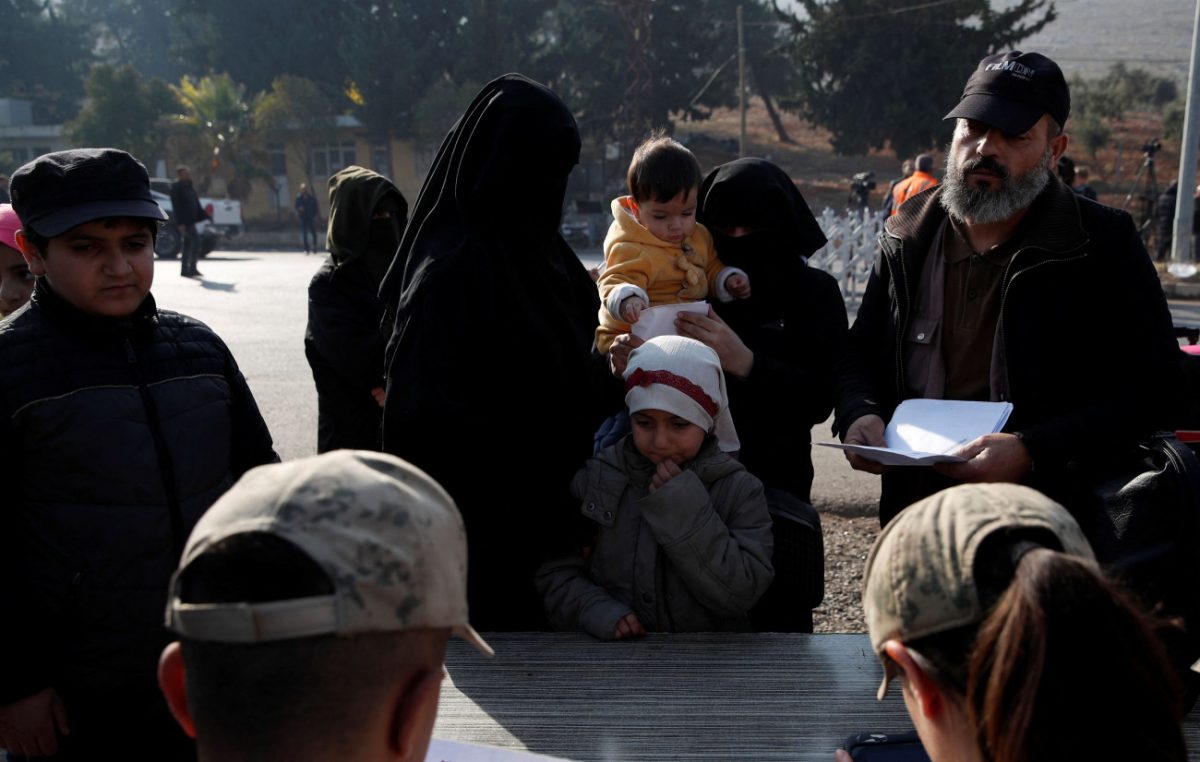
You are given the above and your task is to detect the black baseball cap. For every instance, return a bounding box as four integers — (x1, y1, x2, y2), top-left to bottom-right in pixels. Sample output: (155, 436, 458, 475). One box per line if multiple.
(9, 148, 168, 238)
(944, 51, 1070, 136)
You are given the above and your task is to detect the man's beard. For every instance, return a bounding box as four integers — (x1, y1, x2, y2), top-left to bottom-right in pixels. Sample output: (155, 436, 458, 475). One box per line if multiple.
(939, 141, 1053, 224)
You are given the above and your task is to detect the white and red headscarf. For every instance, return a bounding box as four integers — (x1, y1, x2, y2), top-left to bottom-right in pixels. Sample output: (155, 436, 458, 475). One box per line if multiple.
(623, 335, 740, 452)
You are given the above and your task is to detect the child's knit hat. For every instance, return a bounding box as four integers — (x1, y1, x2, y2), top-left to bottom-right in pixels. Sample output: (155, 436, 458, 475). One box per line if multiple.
(623, 335, 740, 452)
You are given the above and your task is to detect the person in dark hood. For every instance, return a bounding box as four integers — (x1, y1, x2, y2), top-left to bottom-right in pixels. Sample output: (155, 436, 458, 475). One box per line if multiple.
(691, 158, 846, 503)
(378, 74, 621, 630)
(305, 166, 407, 453)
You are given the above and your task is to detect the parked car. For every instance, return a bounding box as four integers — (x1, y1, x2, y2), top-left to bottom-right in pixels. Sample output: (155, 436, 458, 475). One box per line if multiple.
(149, 179, 244, 260)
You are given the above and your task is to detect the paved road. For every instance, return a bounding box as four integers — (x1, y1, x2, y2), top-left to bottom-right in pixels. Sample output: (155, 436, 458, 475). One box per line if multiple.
(152, 249, 1199, 518)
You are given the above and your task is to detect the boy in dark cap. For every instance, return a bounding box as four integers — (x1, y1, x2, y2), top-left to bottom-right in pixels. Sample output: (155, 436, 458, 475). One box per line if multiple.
(0, 148, 278, 759)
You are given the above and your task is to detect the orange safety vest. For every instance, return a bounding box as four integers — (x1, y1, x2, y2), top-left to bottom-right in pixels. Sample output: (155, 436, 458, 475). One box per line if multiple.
(890, 171, 939, 215)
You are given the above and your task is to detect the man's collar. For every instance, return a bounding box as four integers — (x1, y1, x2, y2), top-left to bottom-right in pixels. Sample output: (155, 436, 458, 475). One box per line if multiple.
(887, 175, 1087, 256)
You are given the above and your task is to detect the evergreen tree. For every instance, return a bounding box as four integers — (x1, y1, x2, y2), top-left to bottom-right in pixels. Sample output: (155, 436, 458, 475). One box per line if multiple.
(775, 0, 1055, 157)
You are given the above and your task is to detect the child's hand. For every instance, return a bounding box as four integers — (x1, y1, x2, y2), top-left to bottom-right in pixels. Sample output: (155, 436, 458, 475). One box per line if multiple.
(620, 296, 648, 323)
(613, 612, 646, 639)
(650, 459, 683, 492)
(370, 387, 386, 407)
(725, 272, 751, 299)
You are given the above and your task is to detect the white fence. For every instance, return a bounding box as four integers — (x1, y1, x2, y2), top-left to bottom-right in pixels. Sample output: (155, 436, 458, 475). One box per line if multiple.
(807, 208, 884, 307)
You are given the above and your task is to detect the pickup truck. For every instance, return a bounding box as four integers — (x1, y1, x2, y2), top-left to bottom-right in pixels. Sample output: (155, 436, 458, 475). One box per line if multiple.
(149, 178, 244, 260)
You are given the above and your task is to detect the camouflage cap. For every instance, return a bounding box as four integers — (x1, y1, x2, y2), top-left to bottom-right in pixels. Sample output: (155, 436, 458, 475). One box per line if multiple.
(165, 450, 492, 655)
(863, 483, 1094, 699)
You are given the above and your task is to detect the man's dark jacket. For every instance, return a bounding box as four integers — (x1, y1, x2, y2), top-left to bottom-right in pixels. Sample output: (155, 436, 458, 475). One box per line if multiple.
(836, 178, 1183, 522)
(0, 281, 278, 755)
(168, 178, 206, 226)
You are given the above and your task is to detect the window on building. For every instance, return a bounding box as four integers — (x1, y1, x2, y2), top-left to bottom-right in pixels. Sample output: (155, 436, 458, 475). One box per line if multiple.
(267, 142, 289, 210)
(310, 141, 357, 180)
(267, 142, 288, 176)
(371, 144, 390, 177)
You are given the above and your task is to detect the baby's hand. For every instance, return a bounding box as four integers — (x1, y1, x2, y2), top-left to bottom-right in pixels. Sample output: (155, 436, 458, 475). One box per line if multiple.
(613, 612, 646, 639)
(650, 459, 683, 492)
(620, 296, 648, 323)
(370, 387, 386, 407)
(725, 272, 751, 299)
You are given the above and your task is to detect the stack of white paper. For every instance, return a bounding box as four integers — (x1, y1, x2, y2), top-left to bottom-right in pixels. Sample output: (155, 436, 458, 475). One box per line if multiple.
(629, 302, 710, 341)
(426, 738, 575, 762)
(821, 399, 1014, 466)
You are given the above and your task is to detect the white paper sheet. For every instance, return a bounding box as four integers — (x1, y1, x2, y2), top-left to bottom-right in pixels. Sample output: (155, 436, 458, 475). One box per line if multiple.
(426, 738, 574, 762)
(629, 302, 710, 341)
(819, 399, 1013, 466)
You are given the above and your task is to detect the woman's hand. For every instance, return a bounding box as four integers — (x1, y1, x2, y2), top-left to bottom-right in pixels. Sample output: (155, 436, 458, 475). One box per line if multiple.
(675, 307, 754, 378)
(608, 333, 645, 378)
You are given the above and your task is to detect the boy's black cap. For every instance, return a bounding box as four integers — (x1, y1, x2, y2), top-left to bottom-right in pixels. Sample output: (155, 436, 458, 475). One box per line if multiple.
(10, 148, 168, 238)
(943, 51, 1070, 136)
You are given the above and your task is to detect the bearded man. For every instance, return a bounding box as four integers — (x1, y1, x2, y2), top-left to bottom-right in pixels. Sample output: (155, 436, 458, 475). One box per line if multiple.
(835, 51, 1182, 525)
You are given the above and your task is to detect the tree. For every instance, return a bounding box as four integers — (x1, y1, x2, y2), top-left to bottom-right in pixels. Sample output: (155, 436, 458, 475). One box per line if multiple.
(337, 0, 554, 143)
(545, 0, 770, 152)
(66, 65, 179, 165)
(169, 0, 347, 93)
(254, 75, 339, 188)
(64, 0, 182, 82)
(774, 0, 1056, 157)
(172, 74, 268, 201)
(0, 0, 92, 123)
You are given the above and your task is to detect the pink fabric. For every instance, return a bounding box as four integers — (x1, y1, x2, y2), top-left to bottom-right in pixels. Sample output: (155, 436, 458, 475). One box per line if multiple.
(0, 204, 21, 252)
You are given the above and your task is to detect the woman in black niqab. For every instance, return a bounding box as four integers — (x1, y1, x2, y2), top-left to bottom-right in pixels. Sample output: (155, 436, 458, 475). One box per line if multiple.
(689, 158, 848, 504)
(379, 74, 618, 629)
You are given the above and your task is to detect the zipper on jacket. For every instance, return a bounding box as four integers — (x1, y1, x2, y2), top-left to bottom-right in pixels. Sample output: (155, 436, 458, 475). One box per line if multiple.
(997, 248, 1086, 401)
(881, 232, 910, 402)
(125, 337, 187, 557)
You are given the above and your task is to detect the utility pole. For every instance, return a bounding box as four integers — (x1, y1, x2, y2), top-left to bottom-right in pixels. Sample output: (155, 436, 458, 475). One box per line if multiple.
(737, 4, 746, 157)
(1172, 0, 1200, 262)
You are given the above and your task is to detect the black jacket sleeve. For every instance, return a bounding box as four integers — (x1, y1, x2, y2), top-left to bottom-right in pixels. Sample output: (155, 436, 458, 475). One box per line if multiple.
(834, 241, 896, 438)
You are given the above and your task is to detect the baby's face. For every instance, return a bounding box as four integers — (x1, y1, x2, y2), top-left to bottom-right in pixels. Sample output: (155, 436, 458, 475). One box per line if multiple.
(633, 188, 697, 246)
(630, 408, 706, 465)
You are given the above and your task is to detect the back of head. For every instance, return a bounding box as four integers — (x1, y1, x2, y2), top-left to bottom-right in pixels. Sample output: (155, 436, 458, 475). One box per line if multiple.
(166, 450, 491, 759)
(627, 133, 702, 204)
(452, 74, 580, 229)
(914, 154, 934, 173)
(864, 484, 1184, 762)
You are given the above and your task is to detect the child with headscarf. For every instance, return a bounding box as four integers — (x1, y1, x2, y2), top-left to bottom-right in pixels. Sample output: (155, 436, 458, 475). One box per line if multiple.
(537, 335, 774, 640)
(0, 205, 33, 318)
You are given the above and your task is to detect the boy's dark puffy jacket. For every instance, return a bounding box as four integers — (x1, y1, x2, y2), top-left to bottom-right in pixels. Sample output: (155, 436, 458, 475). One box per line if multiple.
(0, 281, 277, 744)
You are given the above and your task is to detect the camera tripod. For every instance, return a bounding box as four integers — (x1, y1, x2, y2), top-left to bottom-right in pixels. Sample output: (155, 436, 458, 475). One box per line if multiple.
(1121, 142, 1161, 253)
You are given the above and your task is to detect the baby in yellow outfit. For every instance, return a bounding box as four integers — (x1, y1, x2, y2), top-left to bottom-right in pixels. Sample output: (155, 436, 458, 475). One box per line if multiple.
(595, 136, 750, 354)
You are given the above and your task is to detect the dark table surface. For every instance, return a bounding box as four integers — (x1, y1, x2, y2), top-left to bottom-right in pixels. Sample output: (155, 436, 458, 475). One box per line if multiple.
(434, 632, 1200, 761)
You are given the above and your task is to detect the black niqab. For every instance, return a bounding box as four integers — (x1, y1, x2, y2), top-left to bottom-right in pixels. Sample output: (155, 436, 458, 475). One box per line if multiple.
(696, 158, 847, 503)
(700, 157, 828, 315)
(378, 74, 614, 629)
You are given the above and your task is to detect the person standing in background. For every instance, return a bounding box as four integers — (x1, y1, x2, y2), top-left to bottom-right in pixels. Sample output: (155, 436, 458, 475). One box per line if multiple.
(169, 165, 208, 278)
(295, 184, 320, 254)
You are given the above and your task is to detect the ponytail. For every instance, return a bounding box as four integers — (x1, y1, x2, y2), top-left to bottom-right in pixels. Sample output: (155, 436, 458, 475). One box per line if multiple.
(967, 549, 1185, 762)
